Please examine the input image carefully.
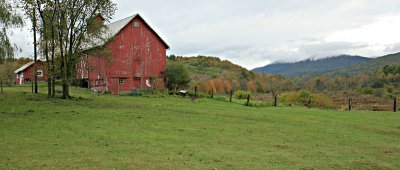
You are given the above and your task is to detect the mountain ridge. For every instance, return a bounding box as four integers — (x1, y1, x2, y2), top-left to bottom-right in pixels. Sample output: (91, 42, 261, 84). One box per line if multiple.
(252, 55, 372, 77)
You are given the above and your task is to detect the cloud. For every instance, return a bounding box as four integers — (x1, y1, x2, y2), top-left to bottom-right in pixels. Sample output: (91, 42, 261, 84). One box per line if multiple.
(11, 0, 400, 69)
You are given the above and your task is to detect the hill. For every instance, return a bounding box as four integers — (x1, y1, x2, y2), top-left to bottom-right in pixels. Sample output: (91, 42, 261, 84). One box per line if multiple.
(171, 55, 253, 77)
(252, 55, 372, 77)
(170, 55, 256, 81)
(325, 52, 400, 76)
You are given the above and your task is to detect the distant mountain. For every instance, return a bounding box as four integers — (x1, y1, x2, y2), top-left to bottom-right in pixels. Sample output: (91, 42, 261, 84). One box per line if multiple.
(325, 52, 400, 76)
(253, 55, 372, 77)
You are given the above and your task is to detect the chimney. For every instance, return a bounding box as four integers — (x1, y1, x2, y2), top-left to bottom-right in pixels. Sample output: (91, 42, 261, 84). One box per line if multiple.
(94, 14, 105, 24)
(88, 14, 104, 33)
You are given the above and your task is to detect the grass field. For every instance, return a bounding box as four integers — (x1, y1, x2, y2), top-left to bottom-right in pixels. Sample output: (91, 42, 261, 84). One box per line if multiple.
(0, 85, 399, 169)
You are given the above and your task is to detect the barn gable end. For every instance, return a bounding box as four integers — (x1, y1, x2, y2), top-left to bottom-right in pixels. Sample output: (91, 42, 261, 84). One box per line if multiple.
(77, 14, 168, 94)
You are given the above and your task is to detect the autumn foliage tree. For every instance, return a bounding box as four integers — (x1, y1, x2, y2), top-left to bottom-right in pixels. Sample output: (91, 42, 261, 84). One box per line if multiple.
(247, 80, 257, 93)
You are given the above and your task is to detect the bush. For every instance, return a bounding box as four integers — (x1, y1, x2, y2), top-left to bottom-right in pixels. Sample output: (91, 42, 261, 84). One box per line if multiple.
(214, 96, 227, 101)
(234, 90, 251, 99)
(362, 88, 374, 95)
(247, 101, 273, 107)
(279, 92, 300, 105)
(280, 91, 336, 109)
(188, 91, 206, 98)
(373, 88, 385, 97)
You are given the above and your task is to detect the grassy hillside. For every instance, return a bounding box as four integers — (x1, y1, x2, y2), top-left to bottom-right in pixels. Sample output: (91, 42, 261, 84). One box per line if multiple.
(0, 85, 399, 169)
(326, 52, 400, 76)
(171, 56, 254, 80)
(253, 55, 372, 77)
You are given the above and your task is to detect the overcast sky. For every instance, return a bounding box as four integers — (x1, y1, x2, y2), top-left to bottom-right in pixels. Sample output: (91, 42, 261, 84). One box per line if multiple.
(11, 0, 400, 69)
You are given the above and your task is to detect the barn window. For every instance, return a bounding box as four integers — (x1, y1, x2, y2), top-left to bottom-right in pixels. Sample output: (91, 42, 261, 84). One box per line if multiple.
(119, 79, 125, 84)
(133, 21, 140, 27)
(37, 70, 43, 77)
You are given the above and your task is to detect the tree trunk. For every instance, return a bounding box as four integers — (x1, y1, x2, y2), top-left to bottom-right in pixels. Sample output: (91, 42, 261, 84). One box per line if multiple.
(47, 78, 52, 98)
(33, 7, 38, 94)
(62, 80, 70, 99)
(348, 98, 352, 111)
(51, 78, 55, 98)
(246, 94, 250, 106)
(45, 34, 51, 97)
(229, 90, 233, 102)
(0, 80, 3, 93)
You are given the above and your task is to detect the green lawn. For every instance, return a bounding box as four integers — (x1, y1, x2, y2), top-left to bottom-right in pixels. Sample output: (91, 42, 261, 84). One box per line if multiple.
(0, 85, 399, 169)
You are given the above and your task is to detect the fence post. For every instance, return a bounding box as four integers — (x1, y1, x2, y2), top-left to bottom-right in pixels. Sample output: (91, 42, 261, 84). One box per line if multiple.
(348, 98, 352, 111)
(230, 90, 233, 102)
(195, 86, 197, 94)
(211, 90, 214, 98)
(394, 98, 397, 112)
(274, 94, 278, 107)
(246, 94, 250, 106)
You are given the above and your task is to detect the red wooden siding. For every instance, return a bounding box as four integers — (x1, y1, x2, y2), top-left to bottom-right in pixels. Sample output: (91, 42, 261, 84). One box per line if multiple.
(77, 15, 168, 94)
(15, 62, 47, 85)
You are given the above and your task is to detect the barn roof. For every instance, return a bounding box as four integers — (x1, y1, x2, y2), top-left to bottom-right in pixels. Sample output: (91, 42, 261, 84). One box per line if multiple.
(14, 61, 34, 74)
(82, 14, 169, 50)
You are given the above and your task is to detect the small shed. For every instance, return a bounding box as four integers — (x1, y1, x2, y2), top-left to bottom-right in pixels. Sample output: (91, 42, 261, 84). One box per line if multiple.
(15, 61, 47, 85)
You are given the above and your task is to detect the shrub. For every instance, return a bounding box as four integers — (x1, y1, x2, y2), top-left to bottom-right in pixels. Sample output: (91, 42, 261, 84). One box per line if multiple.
(279, 92, 300, 105)
(215, 96, 227, 101)
(280, 91, 336, 109)
(247, 101, 273, 107)
(188, 91, 206, 98)
(234, 90, 251, 99)
(373, 88, 385, 97)
(362, 88, 374, 95)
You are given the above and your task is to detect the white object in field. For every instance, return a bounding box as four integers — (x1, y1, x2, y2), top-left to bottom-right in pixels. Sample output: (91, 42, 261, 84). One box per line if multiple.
(146, 79, 151, 87)
(179, 90, 187, 94)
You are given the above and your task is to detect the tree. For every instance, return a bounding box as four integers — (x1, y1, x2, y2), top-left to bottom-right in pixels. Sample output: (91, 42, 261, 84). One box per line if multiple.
(165, 62, 190, 93)
(208, 79, 216, 95)
(21, 0, 116, 98)
(247, 80, 257, 93)
(0, 0, 24, 64)
(224, 80, 232, 93)
(0, 0, 24, 92)
(0, 62, 17, 93)
(214, 77, 224, 94)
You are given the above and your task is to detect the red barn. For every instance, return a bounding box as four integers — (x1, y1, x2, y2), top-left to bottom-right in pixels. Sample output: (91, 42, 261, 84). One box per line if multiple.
(77, 14, 169, 94)
(15, 61, 47, 85)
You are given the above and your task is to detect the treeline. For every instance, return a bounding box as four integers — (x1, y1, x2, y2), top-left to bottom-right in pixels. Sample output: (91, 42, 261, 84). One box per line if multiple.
(299, 65, 400, 98)
(166, 55, 296, 96)
(166, 55, 399, 101)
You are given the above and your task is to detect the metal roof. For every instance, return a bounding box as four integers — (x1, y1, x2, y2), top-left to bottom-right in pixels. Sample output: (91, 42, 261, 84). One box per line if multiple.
(82, 14, 169, 50)
(14, 61, 34, 74)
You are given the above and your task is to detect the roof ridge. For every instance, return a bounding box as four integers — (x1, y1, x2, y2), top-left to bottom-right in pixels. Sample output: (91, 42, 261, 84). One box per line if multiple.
(106, 13, 138, 26)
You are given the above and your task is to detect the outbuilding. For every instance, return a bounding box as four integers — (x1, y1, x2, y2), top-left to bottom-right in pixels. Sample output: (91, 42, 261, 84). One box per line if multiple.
(15, 61, 47, 85)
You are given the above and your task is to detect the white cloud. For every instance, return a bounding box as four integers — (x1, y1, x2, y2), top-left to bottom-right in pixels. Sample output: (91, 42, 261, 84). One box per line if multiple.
(11, 0, 400, 69)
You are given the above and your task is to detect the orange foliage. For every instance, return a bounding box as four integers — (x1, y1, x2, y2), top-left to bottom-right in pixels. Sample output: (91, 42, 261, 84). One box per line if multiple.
(214, 77, 224, 94)
(208, 79, 216, 95)
(224, 80, 232, 93)
(247, 81, 257, 93)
